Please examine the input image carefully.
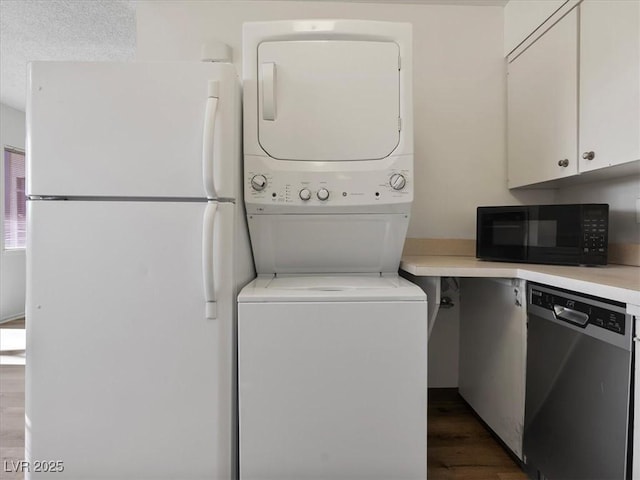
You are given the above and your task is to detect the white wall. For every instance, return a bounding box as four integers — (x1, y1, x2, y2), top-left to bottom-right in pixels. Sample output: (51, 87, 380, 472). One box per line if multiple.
(0, 103, 26, 322)
(136, 0, 554, 241)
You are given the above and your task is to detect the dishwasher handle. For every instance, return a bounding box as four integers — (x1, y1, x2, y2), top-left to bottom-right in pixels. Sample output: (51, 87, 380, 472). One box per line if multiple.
(553, 305, 589, 326)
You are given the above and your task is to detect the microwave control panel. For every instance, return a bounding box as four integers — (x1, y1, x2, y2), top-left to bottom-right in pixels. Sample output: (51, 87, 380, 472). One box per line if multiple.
(581, 208, 608, 255)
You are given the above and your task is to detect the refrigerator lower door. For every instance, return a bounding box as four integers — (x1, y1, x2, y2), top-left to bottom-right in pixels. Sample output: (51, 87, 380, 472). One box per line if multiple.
(26, 200, 237, 479)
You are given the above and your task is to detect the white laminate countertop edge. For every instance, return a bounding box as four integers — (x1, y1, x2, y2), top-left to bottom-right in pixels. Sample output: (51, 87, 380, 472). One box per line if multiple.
(400, 255, 640, 307)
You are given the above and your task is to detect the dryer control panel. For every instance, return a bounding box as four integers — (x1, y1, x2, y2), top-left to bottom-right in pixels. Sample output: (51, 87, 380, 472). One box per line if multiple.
(244, 154, 413, 213)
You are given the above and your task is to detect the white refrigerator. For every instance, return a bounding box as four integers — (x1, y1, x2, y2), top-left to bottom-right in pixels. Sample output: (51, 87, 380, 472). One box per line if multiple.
(25, 62, 254, 479)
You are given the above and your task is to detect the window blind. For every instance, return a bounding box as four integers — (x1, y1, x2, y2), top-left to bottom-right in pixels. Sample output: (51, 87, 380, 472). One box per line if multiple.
(4, 148, 26, 249)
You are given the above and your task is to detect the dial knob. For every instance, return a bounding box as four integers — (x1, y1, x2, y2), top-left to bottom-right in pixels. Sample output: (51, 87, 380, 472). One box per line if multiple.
(317, 188, 330, 201)
(250, 175, 267, 191)
(390, 173, 406, 190)
(299, 188, 311, 201)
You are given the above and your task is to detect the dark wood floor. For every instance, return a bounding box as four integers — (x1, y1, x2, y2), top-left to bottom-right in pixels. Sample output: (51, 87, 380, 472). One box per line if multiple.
(0, 318, 526, 480)
(428, 389, 527, 480)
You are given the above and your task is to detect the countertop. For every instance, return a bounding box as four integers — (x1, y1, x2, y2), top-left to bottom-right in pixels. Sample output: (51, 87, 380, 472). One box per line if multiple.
(401, 255, 640, 307)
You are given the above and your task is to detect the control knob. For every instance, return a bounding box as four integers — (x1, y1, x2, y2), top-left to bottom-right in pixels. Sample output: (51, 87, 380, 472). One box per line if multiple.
(390, 173, 406, 190)
(317, 188, 330, 201)
(250, 175, 267, 191)
(299, 188, 311, 201)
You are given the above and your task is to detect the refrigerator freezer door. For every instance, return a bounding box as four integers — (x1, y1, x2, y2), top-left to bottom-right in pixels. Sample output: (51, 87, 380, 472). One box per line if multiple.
(26, 200, 238, 479)
(27, 62, 240, 200)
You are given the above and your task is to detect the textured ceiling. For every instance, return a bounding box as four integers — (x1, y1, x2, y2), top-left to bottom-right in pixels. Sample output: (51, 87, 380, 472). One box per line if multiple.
(0, 0, 136, 112)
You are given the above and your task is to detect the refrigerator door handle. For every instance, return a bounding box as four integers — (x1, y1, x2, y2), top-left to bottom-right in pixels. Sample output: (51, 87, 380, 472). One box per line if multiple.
(203, 203, 218, 319)
(203, 80, 220, 199)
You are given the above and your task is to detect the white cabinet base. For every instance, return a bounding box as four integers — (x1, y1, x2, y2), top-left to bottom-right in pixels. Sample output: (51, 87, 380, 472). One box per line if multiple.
(459, 278, 527, 459)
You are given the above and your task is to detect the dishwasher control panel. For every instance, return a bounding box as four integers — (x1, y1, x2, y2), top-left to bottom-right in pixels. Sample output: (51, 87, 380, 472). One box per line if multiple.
(530, 288, 625, 335)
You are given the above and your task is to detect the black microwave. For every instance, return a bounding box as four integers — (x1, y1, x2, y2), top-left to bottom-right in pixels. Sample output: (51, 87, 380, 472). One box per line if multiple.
(476, 204, 609, 266)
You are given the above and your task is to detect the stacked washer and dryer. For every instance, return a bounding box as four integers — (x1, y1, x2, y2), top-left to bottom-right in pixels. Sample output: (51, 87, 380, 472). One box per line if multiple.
(238, 20, 428, 479)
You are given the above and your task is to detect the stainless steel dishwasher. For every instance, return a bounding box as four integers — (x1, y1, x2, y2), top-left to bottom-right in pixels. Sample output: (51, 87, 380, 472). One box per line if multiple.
(524, 283, 633, 480)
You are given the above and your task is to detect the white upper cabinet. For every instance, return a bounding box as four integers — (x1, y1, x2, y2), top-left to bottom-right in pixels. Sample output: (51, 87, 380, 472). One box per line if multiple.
(578, 0, 640, 173)
(507, 9, 578, 188)
(257, 40, 400, 162)
(506, 0, 640, 188)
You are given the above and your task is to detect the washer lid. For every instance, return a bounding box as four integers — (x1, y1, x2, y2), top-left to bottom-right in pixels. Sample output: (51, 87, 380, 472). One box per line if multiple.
(257, 40, 401, 161)
(238, 274, 426, 302)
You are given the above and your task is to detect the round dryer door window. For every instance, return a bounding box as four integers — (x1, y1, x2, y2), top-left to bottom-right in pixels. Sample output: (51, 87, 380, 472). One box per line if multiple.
(257, 40, 401, 161)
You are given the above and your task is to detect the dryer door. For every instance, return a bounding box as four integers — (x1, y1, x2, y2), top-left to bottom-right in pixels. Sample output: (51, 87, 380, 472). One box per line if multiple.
(257, 40, 400, 161)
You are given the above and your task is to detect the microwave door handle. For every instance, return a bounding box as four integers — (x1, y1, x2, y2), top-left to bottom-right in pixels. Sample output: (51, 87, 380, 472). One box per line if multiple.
(522, 211, 530, 252)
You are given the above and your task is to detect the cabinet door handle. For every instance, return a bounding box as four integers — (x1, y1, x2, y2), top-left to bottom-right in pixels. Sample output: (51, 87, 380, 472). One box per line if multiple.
(582, 151, 595, 160)
(558, 159, 569, 167)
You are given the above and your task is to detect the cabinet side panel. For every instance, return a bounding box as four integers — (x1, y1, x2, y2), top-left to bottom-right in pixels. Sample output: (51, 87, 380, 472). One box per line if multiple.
(459, 278, 526, 458)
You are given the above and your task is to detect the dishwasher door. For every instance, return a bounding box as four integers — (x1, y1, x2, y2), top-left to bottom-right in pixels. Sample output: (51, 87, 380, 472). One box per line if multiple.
(523, 283, 633, 480)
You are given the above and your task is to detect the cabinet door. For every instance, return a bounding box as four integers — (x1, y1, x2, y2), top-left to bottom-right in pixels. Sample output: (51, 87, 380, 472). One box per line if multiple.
(579, 0, 640, 172)
(507, 9, 578, 188)
(459, 278, 527, 459)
